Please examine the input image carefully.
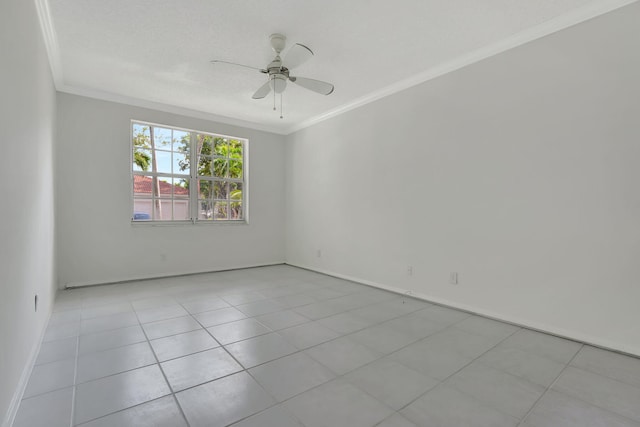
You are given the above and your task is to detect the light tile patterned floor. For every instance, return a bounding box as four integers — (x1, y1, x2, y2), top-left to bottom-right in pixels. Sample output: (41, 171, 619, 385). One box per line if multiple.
(12, 265, 640, 427)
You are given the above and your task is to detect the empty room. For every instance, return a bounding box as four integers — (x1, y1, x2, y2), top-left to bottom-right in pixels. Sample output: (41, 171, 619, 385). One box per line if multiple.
(2, 0, 640, 426)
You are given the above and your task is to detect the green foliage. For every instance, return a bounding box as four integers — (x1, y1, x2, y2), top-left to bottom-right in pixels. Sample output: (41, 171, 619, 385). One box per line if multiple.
(178, 135, 243, 180)
(133, 150, 150, 171)
(230, 188, 242, 219)
(132, 126, 151, 171)
(178, 135, 244, 211)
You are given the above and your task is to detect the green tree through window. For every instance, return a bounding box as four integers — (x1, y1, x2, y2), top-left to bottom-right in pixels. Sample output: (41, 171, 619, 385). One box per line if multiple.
(132, 122, 245, 222)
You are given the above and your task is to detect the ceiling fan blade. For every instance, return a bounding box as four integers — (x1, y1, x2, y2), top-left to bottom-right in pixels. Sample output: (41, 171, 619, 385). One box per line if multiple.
(290, 77, 334, 95)
(211, 60, 267, 73)
(252, 80, 272, 99)
(283, 43, 313, 69)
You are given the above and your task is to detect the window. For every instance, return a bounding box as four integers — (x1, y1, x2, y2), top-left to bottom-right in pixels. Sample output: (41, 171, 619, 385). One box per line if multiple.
(131, 121, 246, 222)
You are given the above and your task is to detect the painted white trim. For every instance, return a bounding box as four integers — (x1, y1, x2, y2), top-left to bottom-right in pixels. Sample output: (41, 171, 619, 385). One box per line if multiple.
(62, 262, 285, 289)
(58, 85, 287, 135)
(1, 313, 50, 427)
(284, 0, 640, 134)
(286, 262, 640, 358)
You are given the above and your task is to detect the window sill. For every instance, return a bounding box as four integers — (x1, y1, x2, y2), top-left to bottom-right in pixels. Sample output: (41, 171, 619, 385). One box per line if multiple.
(131, 220, 248, 227)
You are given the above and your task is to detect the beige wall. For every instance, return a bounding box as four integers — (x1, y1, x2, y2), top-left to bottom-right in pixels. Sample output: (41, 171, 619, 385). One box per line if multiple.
(0, 0, 58, 424)
(56, 94, 286, 287)
(285, 3, 640, 356)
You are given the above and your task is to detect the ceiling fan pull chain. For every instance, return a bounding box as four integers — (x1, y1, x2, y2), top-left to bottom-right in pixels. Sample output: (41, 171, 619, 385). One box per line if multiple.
(280, 93, 284, 119)
(273, 76, 276, 111)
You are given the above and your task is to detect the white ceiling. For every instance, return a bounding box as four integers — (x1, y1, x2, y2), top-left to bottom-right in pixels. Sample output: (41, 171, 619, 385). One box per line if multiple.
(42, 0, 636, 134)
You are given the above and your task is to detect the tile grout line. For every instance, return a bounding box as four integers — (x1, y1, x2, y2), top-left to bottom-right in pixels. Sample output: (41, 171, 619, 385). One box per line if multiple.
(518, 358, 640, 427)
(392, 325, 524, 419)
(167, 287, 421, 425)
(214, 306, 477, 425)
(130, 305, 192, 427)
(48, 285, 463, 391)
(52, 268, 640, 427)
(73, 395, 182, 427)
(33, 294, 444, 408)
(57, 275, 439, 423)
(517, 343, 584, 426)
(69, 335, 79, 427)
(68, 296, 573, 389)
(182, 302, 292, 426)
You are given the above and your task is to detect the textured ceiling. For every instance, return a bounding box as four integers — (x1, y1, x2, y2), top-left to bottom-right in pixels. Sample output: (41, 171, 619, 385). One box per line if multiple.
(45, 0, 633, 133)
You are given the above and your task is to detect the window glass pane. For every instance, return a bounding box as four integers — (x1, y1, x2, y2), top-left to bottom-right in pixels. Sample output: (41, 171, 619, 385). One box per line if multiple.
(229, 140, 243, 159)
(173, 130, 190, 152)
(133, 148, 152, 172)
(213, 158, 228, 178)
(154, 200, 172, 220)
(198, 134, 213, 156)
(173, 200, 190, 220)
(230, 201, 243, 220)
(133, 199, 152, 221)
(173, 178, 189, 199)
(213, 201, 228, 220)
(198, 155, 213, 177)
(156, 177, 173, 197)
(133, 123, 150, 139)
(229, 182, 242, 197)
(197, 180, 212, 200)
(173, 151, 189, 175)
(133, 175, 154, 197)
(133, 124, 152, 171)
(153, 127, 172, 149)
(214, 138, 228, 157)
(229, 182, 242, 220)
(228, 160, 242, 179)
(213, 181, 228, 200)
(154, 150, 172, 174)
(198, 199, 213, 220)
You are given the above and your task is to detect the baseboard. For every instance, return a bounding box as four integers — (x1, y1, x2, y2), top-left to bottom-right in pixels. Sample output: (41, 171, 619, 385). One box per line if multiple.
(63, 262, 286, 289)
(2, 312, 51, 427)
(286, 262, 640, 359)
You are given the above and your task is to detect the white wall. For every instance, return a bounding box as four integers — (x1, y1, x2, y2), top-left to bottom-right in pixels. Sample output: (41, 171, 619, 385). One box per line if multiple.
(285, 4, 640, 356)
(56, 93, 286, 287)
(0, 0, 57, 423)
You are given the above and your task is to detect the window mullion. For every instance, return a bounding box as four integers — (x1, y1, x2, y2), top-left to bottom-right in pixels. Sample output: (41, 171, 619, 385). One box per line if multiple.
(190, 131, 197, 222)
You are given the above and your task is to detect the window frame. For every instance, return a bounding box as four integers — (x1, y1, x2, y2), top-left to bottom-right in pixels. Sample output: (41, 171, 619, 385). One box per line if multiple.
(130, 120, 249, 225)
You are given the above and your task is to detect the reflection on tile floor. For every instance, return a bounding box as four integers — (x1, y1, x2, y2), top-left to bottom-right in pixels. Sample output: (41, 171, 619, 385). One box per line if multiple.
(13, 265, 640, 427)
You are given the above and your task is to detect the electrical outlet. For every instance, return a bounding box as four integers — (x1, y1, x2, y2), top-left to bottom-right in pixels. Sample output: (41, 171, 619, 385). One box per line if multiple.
(407, 266, 413, 276)
(316, 249, 322, 258)
(449, 272, 458, 285)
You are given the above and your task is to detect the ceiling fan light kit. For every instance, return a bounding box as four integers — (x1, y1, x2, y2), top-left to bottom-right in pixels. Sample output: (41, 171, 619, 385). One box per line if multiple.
(212, 33, 334, 119)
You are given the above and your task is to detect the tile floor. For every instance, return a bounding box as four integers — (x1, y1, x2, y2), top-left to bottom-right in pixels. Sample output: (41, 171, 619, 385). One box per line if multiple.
(12, 265, 640, 427)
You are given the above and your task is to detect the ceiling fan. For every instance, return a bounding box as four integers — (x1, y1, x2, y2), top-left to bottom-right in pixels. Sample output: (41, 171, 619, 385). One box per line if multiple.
(211, 34, 334, 118)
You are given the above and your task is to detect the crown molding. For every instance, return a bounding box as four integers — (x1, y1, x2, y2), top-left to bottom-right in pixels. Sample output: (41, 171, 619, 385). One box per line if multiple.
(284, 0, 639, 135)
(57, 84, 287, 135)
(34, 0, 63, 88)
(33, 0, 286, 135)
(34, 0, 638, 137)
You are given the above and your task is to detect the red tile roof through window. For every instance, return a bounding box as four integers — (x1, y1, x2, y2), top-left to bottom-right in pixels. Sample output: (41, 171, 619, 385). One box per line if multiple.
(133, 175, 189, 196)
